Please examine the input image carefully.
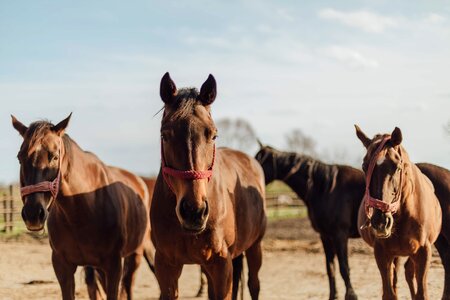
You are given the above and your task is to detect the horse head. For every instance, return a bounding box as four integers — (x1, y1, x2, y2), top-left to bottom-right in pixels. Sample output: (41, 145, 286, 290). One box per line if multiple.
(159, 72, 218, 234)
(12, 114, 71, 231)
(355, 125, 408, 239)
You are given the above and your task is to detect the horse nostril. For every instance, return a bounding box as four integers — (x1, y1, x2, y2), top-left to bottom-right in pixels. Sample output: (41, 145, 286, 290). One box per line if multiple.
(201, 201, 209, 219)
(38, 207, 46, 222)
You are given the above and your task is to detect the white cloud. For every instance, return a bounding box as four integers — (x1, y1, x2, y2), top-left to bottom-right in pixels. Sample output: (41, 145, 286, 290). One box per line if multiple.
(423, 13, 446, 25)
(324, 46, 379, 69)
(318, 8, 399, 33)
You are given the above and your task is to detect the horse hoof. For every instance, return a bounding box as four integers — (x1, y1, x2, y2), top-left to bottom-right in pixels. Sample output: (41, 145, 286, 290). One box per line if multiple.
(345, 289, 358, 300)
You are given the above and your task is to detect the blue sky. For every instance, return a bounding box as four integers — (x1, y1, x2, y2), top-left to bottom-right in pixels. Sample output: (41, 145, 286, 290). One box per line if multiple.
(1, 0, 449, 183)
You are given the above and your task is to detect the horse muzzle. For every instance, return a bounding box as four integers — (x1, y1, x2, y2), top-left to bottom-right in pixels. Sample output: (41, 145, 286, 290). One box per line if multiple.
(178, 198, 209, 234)
(21, 198, 48, 231)
(371, 212, 394, 239)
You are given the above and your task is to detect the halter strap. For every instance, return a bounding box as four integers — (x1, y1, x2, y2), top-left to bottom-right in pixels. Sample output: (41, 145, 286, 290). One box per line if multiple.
(20, 139, 63, 210)
(161, 140, 216, 194)
(364, 136, 402, 219)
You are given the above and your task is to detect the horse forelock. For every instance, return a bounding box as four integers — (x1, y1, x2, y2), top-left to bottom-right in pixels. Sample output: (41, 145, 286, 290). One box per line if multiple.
(18, 120, 75, 180)
(163, 88, 201, 122)
(19, 121, 53, 159)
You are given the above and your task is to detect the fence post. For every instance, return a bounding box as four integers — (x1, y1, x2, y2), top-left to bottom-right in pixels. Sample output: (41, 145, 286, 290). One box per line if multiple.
(2, 192, 7, 232)
(8, 185, 14, 232)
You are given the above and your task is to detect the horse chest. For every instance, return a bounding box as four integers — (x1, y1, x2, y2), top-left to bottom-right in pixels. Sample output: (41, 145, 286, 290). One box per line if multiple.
(48, 214, 121, 265)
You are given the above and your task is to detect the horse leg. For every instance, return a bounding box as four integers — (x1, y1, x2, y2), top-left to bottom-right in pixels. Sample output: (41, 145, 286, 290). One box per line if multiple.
(412, 242, 432, 300)
(154, 251, 183, 299)
(334, 234, 357, 300)
(246, 241, 263, 300)
(392, 257, 400, 296)
(404, 257, 416, 299)
(435, 235, 450, 300)
(103, 257, 123, 300)
(85, 266, 102, 300)
(374, 244, 396, 300)
(52, 252, 77, 300)
(321, 236, 337, 300)
(196, 267, 207, 297)
(232, 254, 244, 300)
(204, 255, 233, 300)
(119, 252, 142, 300)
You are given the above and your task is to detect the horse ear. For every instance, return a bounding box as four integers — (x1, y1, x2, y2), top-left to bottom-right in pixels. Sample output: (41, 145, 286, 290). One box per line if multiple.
(256, 138, 264, 149)
(52, 113, 72, 136)
(354, 124, 371, 148)
(11, 115, 28, 137)
(391, 127, 402, 147)
(199, 74, 217, 106)
(160, 72, 177, 105)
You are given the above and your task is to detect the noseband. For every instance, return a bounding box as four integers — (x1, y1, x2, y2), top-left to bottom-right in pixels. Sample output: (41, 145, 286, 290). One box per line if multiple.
(161, 140, 216, 194)
(364, 136, 402, 219)
(20, 139, 63, 210)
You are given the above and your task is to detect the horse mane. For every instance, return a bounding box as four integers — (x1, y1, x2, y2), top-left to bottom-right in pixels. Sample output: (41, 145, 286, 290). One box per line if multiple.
(271, 147, 339, 196)
(164, 87, 200, 121)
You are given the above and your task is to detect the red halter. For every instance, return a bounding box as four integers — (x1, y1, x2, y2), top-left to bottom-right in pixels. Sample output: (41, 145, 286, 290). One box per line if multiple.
(161, 140, 216, 194)
(20, 139, 62, 209)
(364, 136, 401, 218)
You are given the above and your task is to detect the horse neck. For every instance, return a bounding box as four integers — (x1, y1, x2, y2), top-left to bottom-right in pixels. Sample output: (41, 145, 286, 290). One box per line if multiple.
(59, 136, 109, 199)
(274, 153, 310, 201)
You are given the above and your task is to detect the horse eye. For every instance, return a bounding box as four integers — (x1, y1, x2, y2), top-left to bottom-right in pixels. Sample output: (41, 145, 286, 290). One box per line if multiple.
(212, 135, 218, 141)
(161, 134, 168, 142)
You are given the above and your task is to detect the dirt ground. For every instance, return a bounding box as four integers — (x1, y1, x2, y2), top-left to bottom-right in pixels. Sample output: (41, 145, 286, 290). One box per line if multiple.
(0, 218, 445, 299)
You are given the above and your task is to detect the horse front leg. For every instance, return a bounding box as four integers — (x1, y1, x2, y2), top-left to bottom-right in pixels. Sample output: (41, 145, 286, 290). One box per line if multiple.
(321, 236, 337, 300)
(374, 244, 396, 300)
(204, 255, 233, 300)
(412, 242, 432, 300)
(52, 252, 77, 300)
(154, 251, 183, 299)
(404, 257, 416, 298)
(334, 234, 357, 300)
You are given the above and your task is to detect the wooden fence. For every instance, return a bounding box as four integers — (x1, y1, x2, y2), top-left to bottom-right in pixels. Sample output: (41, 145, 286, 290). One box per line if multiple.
(1, 185, 19, 233)
(0, 185, 304, 233)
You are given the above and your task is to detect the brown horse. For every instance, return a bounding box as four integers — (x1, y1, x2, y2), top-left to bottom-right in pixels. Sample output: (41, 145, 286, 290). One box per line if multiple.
(355, 126, 442, 300)
(151, 73, 267, 299)
(12, 114, 152, 300)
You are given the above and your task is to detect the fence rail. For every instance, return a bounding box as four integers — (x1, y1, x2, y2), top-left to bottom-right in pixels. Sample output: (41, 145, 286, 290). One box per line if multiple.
(0, 185, 305, 233)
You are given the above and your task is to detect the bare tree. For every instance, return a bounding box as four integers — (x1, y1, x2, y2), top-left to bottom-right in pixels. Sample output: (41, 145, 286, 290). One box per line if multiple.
(285, 129, 317, 157)
(215, 118, 257, 153)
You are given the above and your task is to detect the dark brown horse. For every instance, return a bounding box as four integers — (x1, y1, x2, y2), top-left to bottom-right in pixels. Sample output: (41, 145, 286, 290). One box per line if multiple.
(355, 126, 442, 300)
(12, 114, 152, 300)
(151, 73, 267, 299)
(255, 143, 363, 300)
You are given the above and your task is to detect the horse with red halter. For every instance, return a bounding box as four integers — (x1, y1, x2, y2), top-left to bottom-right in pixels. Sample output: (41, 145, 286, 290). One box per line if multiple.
(151, 73, 267, 299)
(12, 114, 152, 300)
(355, 126, 442, 300)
